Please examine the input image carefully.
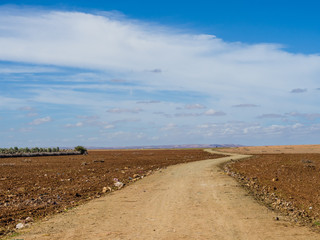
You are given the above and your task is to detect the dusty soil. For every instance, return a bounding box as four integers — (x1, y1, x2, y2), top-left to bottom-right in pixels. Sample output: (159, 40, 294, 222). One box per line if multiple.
(227, 153, 320, 227)
(0, 149, 221, 236)
(219, 144, 320, 154)
(15, 150, 320, 240)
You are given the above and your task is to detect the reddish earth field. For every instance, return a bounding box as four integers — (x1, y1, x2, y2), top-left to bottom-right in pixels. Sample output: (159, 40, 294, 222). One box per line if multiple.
(219, 144, 320, 154)
(227, 152, 320, 227)
(0, 149, 221, 236)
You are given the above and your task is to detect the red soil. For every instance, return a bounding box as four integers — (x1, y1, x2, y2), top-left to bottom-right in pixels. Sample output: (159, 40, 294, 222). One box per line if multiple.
(0, 149, 221, 235)
(227, 153, 320, 226)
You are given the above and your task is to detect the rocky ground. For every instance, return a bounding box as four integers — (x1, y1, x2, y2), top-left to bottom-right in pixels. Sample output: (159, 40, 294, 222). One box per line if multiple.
(225, 153, 320, 230)
(0, 149, 221, 236)
(16, 150, 320, 240)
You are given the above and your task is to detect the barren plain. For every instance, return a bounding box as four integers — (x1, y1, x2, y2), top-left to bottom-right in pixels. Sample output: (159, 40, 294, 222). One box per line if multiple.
(15, 149, 320, 240)
(3, 146, 320, 239)
(0, 149, 221, 237)
(218, 144, 320, 154)
(223, 144, 320, 229)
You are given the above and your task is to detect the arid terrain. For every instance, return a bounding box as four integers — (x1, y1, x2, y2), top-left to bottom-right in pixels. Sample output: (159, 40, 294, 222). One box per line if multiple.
(0, 149, 221, 236)
(219, 144, 320, 154)
(15, 149, 320, 240)
(222, 144, 320, 228)
(3, 145, 320, 239)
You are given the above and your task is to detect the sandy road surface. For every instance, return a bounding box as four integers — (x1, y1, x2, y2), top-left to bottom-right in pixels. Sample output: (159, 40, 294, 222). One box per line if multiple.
(16, 150, 320, 240)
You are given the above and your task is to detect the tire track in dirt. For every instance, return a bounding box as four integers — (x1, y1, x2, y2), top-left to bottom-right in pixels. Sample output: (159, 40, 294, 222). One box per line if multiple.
(15, 149, 320, 240)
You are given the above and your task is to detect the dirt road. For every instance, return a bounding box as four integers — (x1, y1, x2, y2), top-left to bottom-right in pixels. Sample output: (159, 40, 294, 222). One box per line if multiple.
(17, 150, 320, 240)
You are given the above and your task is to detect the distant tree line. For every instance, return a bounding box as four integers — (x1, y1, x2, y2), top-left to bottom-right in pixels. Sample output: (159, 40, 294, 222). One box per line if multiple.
(0, 147, 61, 154)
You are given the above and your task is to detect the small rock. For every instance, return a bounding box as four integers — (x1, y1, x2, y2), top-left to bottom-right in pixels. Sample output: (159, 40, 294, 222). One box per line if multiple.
(25, 217, 33, 223)
(114, 181, 124, 189)
(133, 174, 140, 178)
(16, 223, 25, 229)
(75, 193, 81, 197)
(275, 217, 280, 221)
(93, 160, 104, 163)
(102, 187, 108, 193)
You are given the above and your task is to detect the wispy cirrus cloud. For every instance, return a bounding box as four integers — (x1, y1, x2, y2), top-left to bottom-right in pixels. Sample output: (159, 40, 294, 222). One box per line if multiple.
(136, 100, 161, 104)
(184, 104, 206, 109)
(1, 6, 320, 147)
(232, 104, 259, 108)
(29, 116, 52, 125)
(204, 109, 226, 116)
(107, 108, 143, 113)
(65, 122, 84, 128)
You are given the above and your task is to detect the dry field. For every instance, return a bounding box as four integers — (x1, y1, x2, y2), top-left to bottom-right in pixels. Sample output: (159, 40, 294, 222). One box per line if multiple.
(225, 145, 320, 227)
(0, 149, 221, 236)
(219, 144, 320, 154)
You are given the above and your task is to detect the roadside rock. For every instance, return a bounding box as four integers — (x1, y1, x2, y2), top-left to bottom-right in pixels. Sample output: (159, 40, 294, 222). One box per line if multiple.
(102, 187, 111, 193)
(25, 217, 33, 223)
(113, 178, 124, 189)
(16, 223, 25, 229)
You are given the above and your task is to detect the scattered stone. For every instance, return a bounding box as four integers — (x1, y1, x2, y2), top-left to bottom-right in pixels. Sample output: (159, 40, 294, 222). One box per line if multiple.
(16, 223, 25, 229)
(301, 159, 313, 164)
(102, 187, 108, 193)
(275, 217, 280, 221)
(114, 181, 124, 189)
(25, 217, 33, 223)
(75, 193, 81, 197)
(133, 174, 140, 178)
(93, 160, 105, 163)
(113, 178, 124, 189)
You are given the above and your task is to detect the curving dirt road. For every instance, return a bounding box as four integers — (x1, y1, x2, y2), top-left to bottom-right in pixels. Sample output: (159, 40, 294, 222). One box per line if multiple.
(16, 149, 320, 240)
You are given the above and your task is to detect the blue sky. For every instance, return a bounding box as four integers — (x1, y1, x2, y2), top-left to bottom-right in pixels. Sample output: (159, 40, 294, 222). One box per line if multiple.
(0, 1, 320, 147)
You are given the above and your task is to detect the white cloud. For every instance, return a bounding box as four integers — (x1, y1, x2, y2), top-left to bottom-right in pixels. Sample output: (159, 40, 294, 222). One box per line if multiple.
(29, 116, 52, 125)
(232, 104, 259, 108)
(1, 7, 320, 146)
(107, 108, 143, 113)
(103, 124, 114, 129)
(204, 109, 226, 116)
(1, 7, 319, 103)
(185, 104, 206, 109)
(65, 122, 84, 128)
(161, 123, 177, 131)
